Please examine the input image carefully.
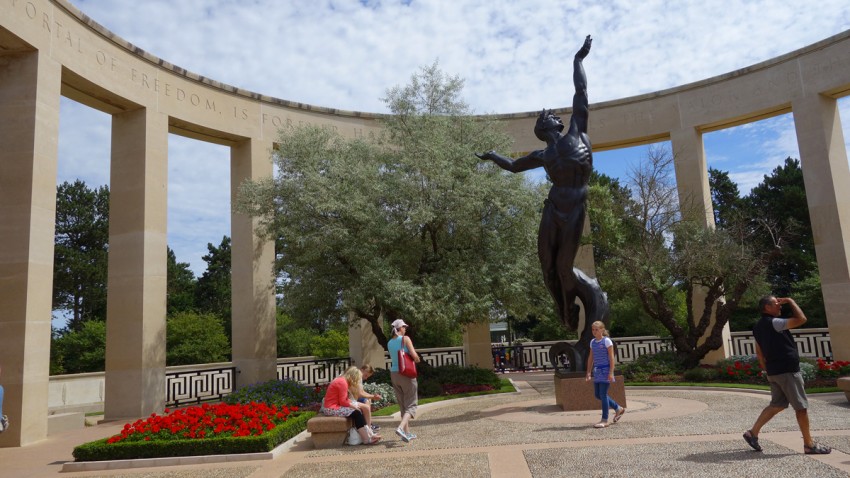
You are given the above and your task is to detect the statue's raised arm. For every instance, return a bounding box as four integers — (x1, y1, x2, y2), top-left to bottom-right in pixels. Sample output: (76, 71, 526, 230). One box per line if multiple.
(576, 34, 592, 60)
(569, 35, 592, 136)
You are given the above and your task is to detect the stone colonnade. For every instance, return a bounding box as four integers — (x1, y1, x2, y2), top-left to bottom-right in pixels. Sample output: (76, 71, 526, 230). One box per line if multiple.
(2, 0, 850, 447)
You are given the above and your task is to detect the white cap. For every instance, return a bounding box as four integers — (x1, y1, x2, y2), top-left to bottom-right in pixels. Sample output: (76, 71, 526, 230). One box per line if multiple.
(391, 319, 408, 330)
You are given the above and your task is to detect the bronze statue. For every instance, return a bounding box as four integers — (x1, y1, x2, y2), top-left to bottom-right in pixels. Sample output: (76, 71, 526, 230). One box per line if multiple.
(477, 35, 608, 371)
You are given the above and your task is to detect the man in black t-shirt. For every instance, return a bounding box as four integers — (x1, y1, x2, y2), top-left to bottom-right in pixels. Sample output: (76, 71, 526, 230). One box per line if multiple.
(742, 295, 831, 455)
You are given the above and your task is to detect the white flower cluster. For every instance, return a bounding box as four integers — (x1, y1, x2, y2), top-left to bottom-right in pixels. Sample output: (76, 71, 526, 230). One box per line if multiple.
(363, 382, 396, 409)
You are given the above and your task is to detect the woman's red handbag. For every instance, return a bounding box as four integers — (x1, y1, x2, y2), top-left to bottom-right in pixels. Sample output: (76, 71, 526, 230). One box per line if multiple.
(398, 349, 417, 378)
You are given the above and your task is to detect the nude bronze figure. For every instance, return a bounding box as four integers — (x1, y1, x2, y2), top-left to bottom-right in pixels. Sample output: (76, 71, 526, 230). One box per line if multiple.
(477, 35, 608, 371)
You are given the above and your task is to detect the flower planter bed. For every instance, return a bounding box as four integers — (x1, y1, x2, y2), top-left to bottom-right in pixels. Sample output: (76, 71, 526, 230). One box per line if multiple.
(72, 403, 314, 462)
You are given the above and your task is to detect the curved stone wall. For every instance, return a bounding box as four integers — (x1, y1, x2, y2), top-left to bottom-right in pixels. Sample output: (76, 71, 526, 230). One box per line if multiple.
(4, 0, 849, 149)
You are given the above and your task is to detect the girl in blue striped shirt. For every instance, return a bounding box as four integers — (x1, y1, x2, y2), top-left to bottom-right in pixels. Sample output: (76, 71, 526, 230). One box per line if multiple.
(585, 321, 625, 428)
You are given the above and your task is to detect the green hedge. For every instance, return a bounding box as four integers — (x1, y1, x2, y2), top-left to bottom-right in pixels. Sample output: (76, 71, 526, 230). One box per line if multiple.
(416, 364, 500, 398)
(365, 363, 500, 398)
(619, 351, 684, 381)
(72, 411, 315, 462)
(223, 378, 323, 407)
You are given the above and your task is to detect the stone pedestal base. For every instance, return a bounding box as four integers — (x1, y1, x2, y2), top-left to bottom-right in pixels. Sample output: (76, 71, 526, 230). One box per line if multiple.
(554, 371, 627, 412)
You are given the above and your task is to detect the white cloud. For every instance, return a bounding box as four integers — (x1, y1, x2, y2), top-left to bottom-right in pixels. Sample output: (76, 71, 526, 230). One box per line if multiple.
(73, 0, 850, 112)
(58, 0, 850, 274)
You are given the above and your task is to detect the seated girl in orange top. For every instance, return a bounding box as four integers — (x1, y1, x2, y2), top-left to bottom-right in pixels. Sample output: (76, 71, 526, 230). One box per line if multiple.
(320, 366, 381, 445)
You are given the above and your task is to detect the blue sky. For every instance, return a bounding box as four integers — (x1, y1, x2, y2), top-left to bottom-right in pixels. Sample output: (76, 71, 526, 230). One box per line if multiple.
(58, 1, 850, 279)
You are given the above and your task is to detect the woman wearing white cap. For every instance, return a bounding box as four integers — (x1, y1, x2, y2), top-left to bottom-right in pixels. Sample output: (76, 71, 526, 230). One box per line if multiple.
(388, 319, 420, 442)
(0, 365, 8, 433)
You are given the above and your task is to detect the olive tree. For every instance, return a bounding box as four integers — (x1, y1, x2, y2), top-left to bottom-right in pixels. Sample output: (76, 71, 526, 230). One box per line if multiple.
(236, 63, 549, 348)
(588, 145, 777, 367)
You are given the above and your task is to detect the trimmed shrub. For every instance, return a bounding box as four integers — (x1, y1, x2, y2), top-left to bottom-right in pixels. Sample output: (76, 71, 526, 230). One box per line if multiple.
(223, 378, 323, 408)
(620, 351, 684, 381)
(419, 379, 442, 398)
(799, 361, 817, 381)
(716, 355, 762, 381)
(417, 364, 500, 397)
(364, 363, 500, 398)
(367, 367, 392, 386)
(682, 366, 716, 382)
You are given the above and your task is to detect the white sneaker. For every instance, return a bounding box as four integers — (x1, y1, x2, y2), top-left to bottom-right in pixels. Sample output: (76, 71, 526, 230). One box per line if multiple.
(613, 407, 626, 423)
(593, 421, 608, 428)
(395, 427, 410, 443)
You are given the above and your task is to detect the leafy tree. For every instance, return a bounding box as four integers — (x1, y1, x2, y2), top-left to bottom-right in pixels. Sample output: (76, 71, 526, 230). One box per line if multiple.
(166, 312, 230, 365)
(408, 316, 464, 348)
(708, 167, 744, 229)
(276, 312, 315, 357)
(607, 295, 672, 338)
(588, 145, 777, 367)
(237, 62, 546, 349)
(50, 320, 107, 374)
(744, 157, 818, 296)
(788, 273, 827, 328)
(195, 236, 232, 335)
(53, 180, 109, 331)
(167, 247, 197, 315)
(513, 314, 574, 342)
(586, 171, 670, 337)
(309, 329, 350, 358)
(711, 159, 823, 327)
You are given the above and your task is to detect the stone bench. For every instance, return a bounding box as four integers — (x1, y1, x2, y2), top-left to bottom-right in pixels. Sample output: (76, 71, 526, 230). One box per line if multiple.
(306, 416, 353, 449)
(838, 376, 850, 402)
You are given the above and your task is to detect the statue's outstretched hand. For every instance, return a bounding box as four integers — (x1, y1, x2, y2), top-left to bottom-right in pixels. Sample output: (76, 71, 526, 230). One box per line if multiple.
(576, 35, 592, 59)
(476, 151, 496, 161)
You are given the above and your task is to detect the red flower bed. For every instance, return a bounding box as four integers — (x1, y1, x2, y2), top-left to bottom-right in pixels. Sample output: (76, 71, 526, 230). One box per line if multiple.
(816, 358, 850, 378)
(106, 402, 298, 444)
(725, 360, 761, 380)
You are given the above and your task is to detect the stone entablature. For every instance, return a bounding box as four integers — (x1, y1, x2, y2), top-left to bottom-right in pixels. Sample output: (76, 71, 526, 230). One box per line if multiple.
(3, 1, 850, 149)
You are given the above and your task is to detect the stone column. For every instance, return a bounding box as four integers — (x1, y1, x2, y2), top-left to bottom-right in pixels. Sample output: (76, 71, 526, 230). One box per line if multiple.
(0, 51, 60, 446)
(792, 95, 850, 362)
(670, 127, 731, 364)
(670, 127, 715, 228)
(104, 108, 168, 421)
(348, 313, 387, 369)
(463, 322, 492, 368)
(231, 138, 277, 387)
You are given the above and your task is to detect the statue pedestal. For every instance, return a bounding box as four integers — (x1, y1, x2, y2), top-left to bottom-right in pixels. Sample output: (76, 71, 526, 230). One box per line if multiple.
(554, 371, 627, 412)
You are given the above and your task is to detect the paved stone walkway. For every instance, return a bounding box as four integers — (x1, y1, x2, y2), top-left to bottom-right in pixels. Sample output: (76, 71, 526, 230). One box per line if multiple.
(2, 373, 848, 477)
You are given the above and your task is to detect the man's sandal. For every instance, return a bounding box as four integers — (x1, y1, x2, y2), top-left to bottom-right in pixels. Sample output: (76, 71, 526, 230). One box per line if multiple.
(804, 443, 831, 454)
(743, 430, 762, 452)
